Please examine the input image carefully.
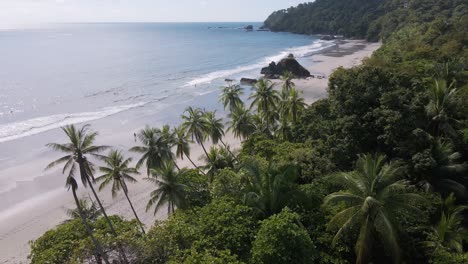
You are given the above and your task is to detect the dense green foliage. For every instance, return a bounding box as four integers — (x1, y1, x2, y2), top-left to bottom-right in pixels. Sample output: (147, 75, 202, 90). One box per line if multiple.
(35, 1, 468, 263)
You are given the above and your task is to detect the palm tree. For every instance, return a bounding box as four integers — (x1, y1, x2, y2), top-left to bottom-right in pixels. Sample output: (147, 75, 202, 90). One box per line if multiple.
(241, 161, 299, 217)
(203, 111, 238, 161)
(46, 126, 110, 264)
(181, 107, 211, 162)
(130, 126, 173, 175)
(96, 150, 146, 234)
(66, 197, 102, 222)
(423, 194, 468, 253)
(46, 124, 128, 264)
(323, 154, 425, 264)
(284, 88, 306, 124)
(280, 70, 295, 93)
(249, 79, 280, 129)
(172, 126, 205, 174)
(426, 79, 459, 137)
(202, 146, 235, 183)
(227, 105, 255, 140)
(220, 84, 244, 112)
(145, 162, 187, 215)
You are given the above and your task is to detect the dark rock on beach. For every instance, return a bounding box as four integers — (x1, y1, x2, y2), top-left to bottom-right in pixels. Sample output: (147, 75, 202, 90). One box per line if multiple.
(240, 78, 258, 85)
(320, 35, 335, 41)
(260, 54, 310, 78)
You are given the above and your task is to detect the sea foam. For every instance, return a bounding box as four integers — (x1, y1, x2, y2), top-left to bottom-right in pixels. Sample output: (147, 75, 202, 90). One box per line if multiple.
(184, 40, 335, 87)
(0, 102, 148, 143)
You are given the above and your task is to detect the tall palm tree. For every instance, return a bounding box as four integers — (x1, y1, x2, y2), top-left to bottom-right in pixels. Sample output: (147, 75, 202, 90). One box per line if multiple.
(219, 84, 244, 112)
(202, 146, 235, 183)
(66, 197, 102, 222)
(284, 88, 306, 124)
(172, 126, 205, 174)
(426, 79, 459, 137)
(323, 154, 425, 264)
(241, 161, 299, 217)
(96, 150, 146, 234)
(203, 111, 238, 161)
(145, 162, 187, 215)
(181, 106, 211, 162)
(130, 126, 173, 175)
(227, 105, 255, 140)
(423, 194, 468, 253)
(46, 125, 112, 264)
(280, 70, 295, 93)
(249, 79, 280, 129)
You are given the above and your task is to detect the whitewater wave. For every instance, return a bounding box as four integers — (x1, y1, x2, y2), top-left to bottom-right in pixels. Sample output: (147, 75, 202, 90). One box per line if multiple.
(185, 40, 335, 87)
(0, 102, 148, 143)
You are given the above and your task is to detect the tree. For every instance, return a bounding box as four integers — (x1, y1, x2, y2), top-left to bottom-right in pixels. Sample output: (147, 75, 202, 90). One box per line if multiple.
(323, 154, 425, 264)
(130, 126, 173, 175)
(241, 160, 300, 217)
(66, 197, 102, 222)
(172, 125, 204, 174)
(280, 70, 295, 94)
(249, 79, 280, 130)
(96, 150, 146, 234)
(283, 88, 306, 124)
(145, 162, 187, 215)
(181, 107, 211, 162)
(203, 110, 238, 161)
(227, 105, 255, 140)
(202, 146, 235, 183)
(219, 84, 244, 112)
(46, 124, 127, 263)
(251, 208, 316, 264)
(426, 79, 459, 137)
(423, 194, 468, 253)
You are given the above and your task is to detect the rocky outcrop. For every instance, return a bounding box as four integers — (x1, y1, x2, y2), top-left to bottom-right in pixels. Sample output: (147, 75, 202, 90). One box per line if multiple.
(260, 54, 310, 78)
(240, 78, 258, 85)
(245, 25, 253, 31)
(320, 35, 335, 41)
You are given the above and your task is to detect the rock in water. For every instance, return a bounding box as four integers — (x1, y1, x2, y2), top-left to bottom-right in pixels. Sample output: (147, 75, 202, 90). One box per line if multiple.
(260, 55, 310, 78)
(240, 78, 258, 85)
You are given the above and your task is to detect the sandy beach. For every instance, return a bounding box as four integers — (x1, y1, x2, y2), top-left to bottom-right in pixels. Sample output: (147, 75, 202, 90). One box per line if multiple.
(0, 39, 380, 263)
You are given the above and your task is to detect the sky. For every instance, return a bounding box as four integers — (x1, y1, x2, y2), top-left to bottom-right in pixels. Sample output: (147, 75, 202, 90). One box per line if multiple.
(0, 0, 305, 29)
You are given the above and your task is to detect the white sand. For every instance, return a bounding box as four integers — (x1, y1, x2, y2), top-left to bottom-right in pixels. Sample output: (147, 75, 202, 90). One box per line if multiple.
(0, 40, 380, 264)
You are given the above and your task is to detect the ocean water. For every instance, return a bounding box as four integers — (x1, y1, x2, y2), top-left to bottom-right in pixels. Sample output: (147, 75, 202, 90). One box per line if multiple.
(0, 23, 333, 213)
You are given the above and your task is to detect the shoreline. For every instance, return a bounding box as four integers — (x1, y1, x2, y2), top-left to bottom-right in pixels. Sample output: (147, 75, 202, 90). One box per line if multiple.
(0, 39, 381, 263)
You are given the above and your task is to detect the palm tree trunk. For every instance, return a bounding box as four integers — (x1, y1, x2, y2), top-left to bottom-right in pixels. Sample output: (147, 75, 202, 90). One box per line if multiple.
(199, 141, 212, 163)
(72, 187, 110, 264)
(174, 162, 181, 171)
(86, 177, 129, 264)
(121, 181, 146, 234)
(219, 138, 239, 162)
(185, 153, 206, 175)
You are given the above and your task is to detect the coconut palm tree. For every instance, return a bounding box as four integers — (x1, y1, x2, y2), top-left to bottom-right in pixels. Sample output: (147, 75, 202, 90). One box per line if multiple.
(46, 125, 112, 264)
(280, 70, 295, 93)
(323, 154, 425, 264)
(202, 146, 235, 183)
(423, 193, 468, 253)
(96, 150, 146, 234)
(241, 160, 299, 217)
(145, 162, 187, 215)
(249, 79, 280, 130)
(181, 106, 211, 162)
(172, 126, 205, 174)
(220, 84, 244, 112)
(130, 126, 173, 175)
(203, 110, 238, 161)
(227, 105, 255, 140)
(47, 125, 129, 263)
(426, 79, 459, 137)
(284, 88, 306, 124)
(66, 197, 102, 222)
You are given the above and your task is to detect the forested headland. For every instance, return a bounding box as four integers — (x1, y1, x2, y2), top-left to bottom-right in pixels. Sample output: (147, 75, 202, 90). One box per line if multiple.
(29, 0, 467, 263)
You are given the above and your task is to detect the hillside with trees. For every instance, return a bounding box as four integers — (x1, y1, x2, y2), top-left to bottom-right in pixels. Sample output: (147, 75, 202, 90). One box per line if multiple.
(28, 0, 467, 263)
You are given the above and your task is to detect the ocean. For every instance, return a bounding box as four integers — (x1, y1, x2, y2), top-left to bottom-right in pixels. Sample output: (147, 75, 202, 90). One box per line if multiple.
(0, 22, 333, 215)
